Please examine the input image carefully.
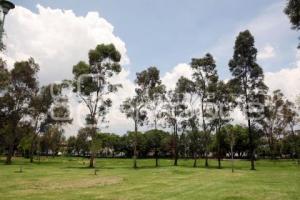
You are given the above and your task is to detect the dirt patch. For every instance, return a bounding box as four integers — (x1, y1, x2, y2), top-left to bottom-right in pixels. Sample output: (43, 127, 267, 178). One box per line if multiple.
(26, 176, 123, 190)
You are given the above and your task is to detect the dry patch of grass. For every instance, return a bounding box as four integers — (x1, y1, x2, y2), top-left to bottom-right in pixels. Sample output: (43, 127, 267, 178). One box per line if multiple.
(19, 176, 123, 193)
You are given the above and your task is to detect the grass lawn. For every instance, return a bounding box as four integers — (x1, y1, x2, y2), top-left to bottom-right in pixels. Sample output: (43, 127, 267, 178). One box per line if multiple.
(0, 157, 299, 200)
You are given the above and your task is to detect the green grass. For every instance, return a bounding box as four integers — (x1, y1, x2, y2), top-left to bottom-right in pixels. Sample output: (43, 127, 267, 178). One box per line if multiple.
(0, 157, 299, 200)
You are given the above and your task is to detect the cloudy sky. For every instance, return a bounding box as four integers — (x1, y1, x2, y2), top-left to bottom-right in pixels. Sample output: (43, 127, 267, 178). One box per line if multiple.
(1, 0, 300, 136)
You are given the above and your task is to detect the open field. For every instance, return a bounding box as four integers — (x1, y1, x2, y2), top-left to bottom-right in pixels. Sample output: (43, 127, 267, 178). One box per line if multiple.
(0, 158, 299, 200)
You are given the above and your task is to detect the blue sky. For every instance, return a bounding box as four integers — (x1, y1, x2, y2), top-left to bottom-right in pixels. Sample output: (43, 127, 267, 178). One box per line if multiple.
(12, 0, 299, 80)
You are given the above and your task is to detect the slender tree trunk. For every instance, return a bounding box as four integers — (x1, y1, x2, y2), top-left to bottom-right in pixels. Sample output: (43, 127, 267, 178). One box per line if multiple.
(201, 101, 209, 168)
(89, 127, 97, 168)
(133, 120, 138, 169)
(231, 144, 234, 173)
(173, 124, 178, 166)
(29, 136, 36, 163)
(155, 149, 159, 167)
(6, 144, 14, 165)
(89, 152, 95, 168)
(248, 118, 255, 170)
(204, 152, 208, 167)
(217, 127, 221, 169)
(193, 153, 197, 168)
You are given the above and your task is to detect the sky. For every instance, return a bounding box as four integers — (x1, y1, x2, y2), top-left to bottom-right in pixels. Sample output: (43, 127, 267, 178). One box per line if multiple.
(1, 0, 300, 136)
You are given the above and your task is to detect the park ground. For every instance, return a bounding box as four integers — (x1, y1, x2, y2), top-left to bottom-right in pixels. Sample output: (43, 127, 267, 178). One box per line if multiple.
(0, 157, 299, 200)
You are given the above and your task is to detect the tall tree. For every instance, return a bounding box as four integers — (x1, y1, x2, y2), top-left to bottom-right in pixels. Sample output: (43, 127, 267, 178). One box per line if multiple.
(72, 44, 122, 168)
(284, 0, 300, 48)
(209, 81, 235, 168)
(262, 90, 288, 159)
(191, 53, 218, 167)
(0, 58, 39, 164)
(120, 96, 147, 168)
(282, 100, 299, 160)
(27, 83, 69, 163)
(176, 76, 201, 166)
(162, 89, 187, 166)
(229, 30, 268, 170)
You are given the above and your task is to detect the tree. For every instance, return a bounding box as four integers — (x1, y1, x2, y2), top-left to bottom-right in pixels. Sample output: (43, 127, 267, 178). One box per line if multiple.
(121, 95, 147, 168)
(261, 90, 288, 159)
(0, 58, 39, 164)
(72, 44, 122, 168)
(282, 100, 299, 160)
(284, 0, 300, 48)
(176, 76, 201, 166)
(136, 67, 166, 129)
(210, 81, 235, 168)
(76, 128, 91, 156)
(212, 128, 228, 169)
(162, 89, 187, 166)
(190, 53, 218, 167)
(67, 136, 77, 155)
(27, 83, 68, 162)
(187, 130, 203, 167)
(229, 30, 268, 170)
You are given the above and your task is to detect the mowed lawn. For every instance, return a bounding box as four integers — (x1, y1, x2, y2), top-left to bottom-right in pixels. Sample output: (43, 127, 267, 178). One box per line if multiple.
(0, 157, 299, 200)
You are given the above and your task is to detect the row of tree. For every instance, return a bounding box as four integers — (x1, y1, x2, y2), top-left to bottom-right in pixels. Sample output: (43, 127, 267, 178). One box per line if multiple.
(65, 125, 300, 169)
(1, 30, 299, 170)
(118, 30, 300, 169)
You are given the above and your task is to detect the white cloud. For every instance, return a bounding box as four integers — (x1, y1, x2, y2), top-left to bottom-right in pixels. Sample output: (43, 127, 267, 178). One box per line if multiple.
(1, 5, 129, 84)
(265, 51, 300, 100)
(161, 63, 192, 89)
(258, 44, 275, 60)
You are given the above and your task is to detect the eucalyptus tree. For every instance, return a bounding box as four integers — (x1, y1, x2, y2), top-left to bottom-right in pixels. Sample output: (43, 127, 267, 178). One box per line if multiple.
(261, 90, 288, 159)
(282, 99, 299, 160)
(176, 76, 201, 166)
(120, 95, 147, 168)
(28, 83, 70, 163)
(0, 58, 39, 164)
(209, 81, 235, 168)
(136, 67, 166, 130)
(190, 53, 218, 167)
(162, 88, 187, 166)
(229, 30, 268, 170)
(72, 44, 122, 168)
(187, 130, 203, 167)
(284, 0, 300, 48)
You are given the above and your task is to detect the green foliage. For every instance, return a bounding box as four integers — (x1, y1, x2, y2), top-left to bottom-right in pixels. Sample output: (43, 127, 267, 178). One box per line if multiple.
(229, 30, 268, 169)
(285, 0, 300, 30)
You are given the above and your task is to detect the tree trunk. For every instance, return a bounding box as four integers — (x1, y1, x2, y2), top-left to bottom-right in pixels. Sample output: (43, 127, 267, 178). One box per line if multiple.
(231, 145, 234, 173)
(217, 137, 221, 169)
(205, 152, 209, 167)
(218, 157, 221, 169)
(155, 149, 159, 167)
(29, 139, 35, 163)
(89, 152, 95, 168)
(172, 123, 178, 166)
(248, 118, 255, 170)
(193, 153, 197, 168)
(5, 144, 14, 165)
(133, 120, 138, 169)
